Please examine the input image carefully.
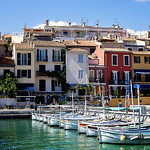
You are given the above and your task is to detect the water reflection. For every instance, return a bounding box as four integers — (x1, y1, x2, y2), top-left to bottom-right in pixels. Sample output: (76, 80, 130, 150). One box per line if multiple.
(0, 119, 150, 150)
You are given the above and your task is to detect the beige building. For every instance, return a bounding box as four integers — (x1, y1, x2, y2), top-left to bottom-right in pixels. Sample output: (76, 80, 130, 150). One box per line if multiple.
(13, 43, 35, 101)
(34, 40, 65, 104)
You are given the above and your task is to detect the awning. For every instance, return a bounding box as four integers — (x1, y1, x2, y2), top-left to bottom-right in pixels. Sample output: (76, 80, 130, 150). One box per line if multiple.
(69, 84, 87, 87)
(17, 83, 34, 91)
(134, 69, 150, 75)
(134, 84, 150, 89)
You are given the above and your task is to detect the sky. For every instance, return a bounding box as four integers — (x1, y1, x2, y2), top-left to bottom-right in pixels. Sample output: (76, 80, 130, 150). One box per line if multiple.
(0, 0, 150, 36)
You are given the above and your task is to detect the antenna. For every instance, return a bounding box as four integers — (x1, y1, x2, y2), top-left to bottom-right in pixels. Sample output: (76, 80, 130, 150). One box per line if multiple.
(85, 19, 88, 26)
(114, 18, 119, 24)
(25, 22, 27, 28)
(81, 17, 84, 24)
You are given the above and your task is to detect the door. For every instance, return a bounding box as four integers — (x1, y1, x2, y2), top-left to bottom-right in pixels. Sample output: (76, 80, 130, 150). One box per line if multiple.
(124, 72, 129, 85)
(112, 71, 118, 84)
(89, 70, 94, 82)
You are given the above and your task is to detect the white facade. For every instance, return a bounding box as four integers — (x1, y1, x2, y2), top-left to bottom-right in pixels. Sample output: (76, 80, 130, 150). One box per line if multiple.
(66, 50, 89, 85)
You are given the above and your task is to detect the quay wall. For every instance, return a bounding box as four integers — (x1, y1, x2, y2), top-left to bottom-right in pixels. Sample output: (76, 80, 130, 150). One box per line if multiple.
(108, 97, 150, 107)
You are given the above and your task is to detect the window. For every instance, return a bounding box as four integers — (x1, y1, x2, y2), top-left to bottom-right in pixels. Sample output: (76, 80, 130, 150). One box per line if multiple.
(37, 49, 48, 61)
(55, 65, 61, 72)
(124, 55, 129, 66)
(53, 50, 62, 62)
(134, 56, 140, 63)
(3, 69, 10, 78)
(51, 80, 61, 91)
(128, 48, 132, 51)
(17, 53, 31, 65)
(78, 70, 83, 79)
(78, 54, 83, 63)
(138, 48, 143, 51)
(39, 65, 46, 72)
(63, 32, 69, 36)
(39, 80, 46, 91)
(144, 57, 150, 64)
(17, 70, 31, 78)
(90, 49, 95, 54)
(112, 55, 118, 66)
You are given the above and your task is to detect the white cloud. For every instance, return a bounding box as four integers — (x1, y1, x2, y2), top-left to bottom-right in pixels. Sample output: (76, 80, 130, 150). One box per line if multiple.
(135, 0, 150, 2)
(33, 20, 77, 29)
(126, 29, 147, 37)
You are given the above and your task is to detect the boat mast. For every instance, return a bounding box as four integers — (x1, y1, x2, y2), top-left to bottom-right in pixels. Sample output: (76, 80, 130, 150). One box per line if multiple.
(130, 80, 135, 126)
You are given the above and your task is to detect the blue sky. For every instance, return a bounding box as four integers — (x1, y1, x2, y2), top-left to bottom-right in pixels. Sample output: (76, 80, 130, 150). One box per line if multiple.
(0, 0, 150, 35)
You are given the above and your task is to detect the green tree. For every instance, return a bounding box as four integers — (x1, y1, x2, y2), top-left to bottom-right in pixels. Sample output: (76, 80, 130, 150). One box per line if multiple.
(0, 72, 18, 98)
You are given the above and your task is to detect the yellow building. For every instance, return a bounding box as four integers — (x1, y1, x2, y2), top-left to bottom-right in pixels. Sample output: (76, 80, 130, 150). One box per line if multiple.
(132, 51, 150, 96)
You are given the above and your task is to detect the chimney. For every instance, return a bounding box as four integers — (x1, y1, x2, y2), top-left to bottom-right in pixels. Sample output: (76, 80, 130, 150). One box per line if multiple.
(46, 19, 49, 26)
(69, 22, 71, 26)
(0, 32, 1, 39)
(82, 22, 85, 27)
(96, 24, 98, 27)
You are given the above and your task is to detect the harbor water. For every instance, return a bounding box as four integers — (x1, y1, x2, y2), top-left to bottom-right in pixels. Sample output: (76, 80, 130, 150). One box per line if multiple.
(0, 119, 150, 150)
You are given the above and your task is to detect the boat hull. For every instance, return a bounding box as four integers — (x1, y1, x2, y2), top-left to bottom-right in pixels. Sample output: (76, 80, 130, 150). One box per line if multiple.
(98, 129, 150, 145)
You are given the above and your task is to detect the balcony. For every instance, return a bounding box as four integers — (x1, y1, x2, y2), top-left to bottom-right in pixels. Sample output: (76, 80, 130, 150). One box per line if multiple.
(89, 78, 104, 83)
(109, 80, 130, 85)
(36, 71, 47, 76)
(37, 56, 48, 62)
(133, 77, 150, 83)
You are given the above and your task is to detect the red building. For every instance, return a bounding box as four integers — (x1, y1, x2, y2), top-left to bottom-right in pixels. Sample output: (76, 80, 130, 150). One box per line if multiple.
(103, 48, 132, 97)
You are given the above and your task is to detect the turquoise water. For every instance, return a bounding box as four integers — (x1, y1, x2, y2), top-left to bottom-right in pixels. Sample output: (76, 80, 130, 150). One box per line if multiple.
(0, 119, 150, 150)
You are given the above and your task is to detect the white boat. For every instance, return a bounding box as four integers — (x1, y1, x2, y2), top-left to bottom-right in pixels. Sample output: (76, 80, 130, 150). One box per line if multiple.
(98, 127, 150, 145)
(32, 113, 36, 120)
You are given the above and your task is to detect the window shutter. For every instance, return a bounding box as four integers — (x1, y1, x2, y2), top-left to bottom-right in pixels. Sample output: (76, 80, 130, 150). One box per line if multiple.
(45, 49, 48, 61)
(28, 53, 31, 65)
(17, 53, 21, 65)
(51, 80, 55, 91)
(61, 49, 63, 62)
(139, 56, 140, 63)
(53, 50, 54, 61)
(123, 72, 125, 84)
(149, 57, 150, 63)
(37, 49, 39, 61)
(28, 70, 31, 78)
(110, 87, 113, 95)
(134, 56, 136, 63)
(129, 72, 131, 80)
(111, 71, 113, 81)
(17, 70, 20, 78)
(117, 72, 120, 83)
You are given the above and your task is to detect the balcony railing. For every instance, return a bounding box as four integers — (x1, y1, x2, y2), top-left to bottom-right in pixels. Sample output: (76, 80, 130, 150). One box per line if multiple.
(133, 77, 150, 82)
(109, 80, 130, 85)
(89, 78, 104, 83)
(37, 56, 48, 62)
(52, 56, 62, 62)
(36, 71, 47, 76)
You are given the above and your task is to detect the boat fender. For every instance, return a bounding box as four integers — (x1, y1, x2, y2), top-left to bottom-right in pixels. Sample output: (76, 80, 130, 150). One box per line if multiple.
(138, 132, 144, 139)
(120, 135, 126, 141)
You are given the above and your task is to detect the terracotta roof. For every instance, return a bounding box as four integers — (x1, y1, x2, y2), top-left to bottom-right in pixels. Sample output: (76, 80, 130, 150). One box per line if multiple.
(14, 43, 33, 50)
(68, 48, 89, 53)
(103, 48, 131, 52)
(0, 57, 15, 67)
(65, 40, 97, 47)
(122, 37, 136, 42)
(0, 39, 8, 45)
(2, 34, 12, 38)
(132, 51, 150, 55)
(34, 40, 65, 47)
